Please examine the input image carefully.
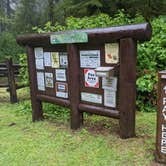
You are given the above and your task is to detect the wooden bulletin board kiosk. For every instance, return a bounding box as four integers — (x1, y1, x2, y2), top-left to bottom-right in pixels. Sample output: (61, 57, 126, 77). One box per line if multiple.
(16, 23, 152, 139)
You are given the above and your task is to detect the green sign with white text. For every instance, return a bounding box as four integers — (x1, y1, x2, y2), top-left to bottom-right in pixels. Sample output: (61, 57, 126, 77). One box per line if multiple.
(50, 32, 88, 44)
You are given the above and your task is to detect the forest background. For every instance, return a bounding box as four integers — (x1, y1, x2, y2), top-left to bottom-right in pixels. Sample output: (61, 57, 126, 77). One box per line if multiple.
(0, 0, 166, 112)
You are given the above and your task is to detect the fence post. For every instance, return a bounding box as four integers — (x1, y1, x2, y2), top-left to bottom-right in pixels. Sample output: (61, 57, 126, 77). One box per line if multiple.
(6, 58, 18, 103)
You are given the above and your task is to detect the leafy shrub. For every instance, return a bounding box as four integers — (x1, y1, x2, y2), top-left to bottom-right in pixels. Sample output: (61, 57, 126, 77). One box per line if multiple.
(31, 11, 165, 112)
(19, 53, 29, 85)
(0, 32, 24, 63)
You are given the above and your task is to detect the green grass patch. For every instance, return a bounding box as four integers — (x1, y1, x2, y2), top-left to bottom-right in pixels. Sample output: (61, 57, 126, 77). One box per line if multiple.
(0, 89, 159, 166)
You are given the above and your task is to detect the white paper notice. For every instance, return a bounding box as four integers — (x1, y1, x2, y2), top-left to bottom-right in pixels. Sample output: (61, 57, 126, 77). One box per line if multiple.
(55, 69, 66, 81)
(102, 77, 117, 90)
(37, 72, 45, 91)
(59, 52, 68, 68)
(80, 50, 100, 68)
(44, 52, 51, 66)
(35, 58, 44, 69)
(104, 89, 116, 108)
(45, 72, 54, 88)
(35, 47, 43, 59)
(81, 92, 102, 104)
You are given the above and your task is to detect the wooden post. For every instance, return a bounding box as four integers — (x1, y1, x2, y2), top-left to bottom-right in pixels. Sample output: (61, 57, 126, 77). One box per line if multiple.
(6, 58, 18, 103)
(119, 38, 136, 139)
(67, 44, 83, 129)
(156, 71, 166, 164)
(26, 46, 43, 121)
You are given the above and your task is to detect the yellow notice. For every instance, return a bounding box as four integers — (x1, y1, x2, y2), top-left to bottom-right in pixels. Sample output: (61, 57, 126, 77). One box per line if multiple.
(51, 52, 59, 68)
(105, 43, 119, 64)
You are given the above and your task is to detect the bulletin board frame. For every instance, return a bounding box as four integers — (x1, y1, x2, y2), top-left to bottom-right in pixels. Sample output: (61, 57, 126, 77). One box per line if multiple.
(17, 23, 152, 139)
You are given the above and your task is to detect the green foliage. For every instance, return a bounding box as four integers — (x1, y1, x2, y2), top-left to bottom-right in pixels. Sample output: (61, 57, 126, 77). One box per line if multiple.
(137, 16, 166, 112)
(18, 53, 29, 85)
(32, 12, 165, 112)
(33, 11, 145, 33)
(0, 32, 24, 62)
(43, 103, 70, 122)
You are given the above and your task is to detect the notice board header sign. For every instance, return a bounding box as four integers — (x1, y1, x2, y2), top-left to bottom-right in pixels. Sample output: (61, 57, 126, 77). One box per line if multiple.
(50, 32, 88, 44)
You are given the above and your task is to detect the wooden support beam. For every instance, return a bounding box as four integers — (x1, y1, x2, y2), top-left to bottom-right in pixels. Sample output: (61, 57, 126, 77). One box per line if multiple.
(119, 38, 137, 139)
(26, 46, 43, 121)
(36, 94, 70, 107)
(67, 44, 83, 129)
(79, 104, 120, 119)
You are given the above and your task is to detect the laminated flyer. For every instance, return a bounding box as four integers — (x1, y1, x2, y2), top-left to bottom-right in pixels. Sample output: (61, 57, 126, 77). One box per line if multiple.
(44, 52, 51, 67)
(55, 69, 66, 81)
(51, 52, 59, 68)
(37, 72, 45, 91)
(59, 52, 68, 68)
(45, 72, 54, 88)
(80, 50, 100, 68)
(104, 88, 116, 108)
(105, 43, 119, 64)
(34, 47, 43, 59)
(35, 58, 44, 70)
(102, 77, 117, 90)
(81, 92, 102, 104)
(55, 82, 68, 98)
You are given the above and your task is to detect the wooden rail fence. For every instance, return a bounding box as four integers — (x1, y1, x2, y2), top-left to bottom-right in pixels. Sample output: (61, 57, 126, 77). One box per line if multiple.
(0, 58, 25, 103)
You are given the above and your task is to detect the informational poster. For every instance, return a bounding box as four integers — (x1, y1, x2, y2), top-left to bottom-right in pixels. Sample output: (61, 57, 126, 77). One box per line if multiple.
(55, 69, 66, 81)
(35, 58, 44, 70)
(45, 72, 54, 88)
(34, 47, 43, 59)
(55, 82, 68, 98)
(80, 50, 100, 68)
(59, 52, 68, 68)
(51, 52, 59, 68)
(81, 92, 102, 104)
(102, 77, 117, 90)
(104, 88, 116, 108)
(84, 69, 99, 88)
(105, 43, 119, 64)
(44, 52, 51, 66)
(37, 72, 45, 91)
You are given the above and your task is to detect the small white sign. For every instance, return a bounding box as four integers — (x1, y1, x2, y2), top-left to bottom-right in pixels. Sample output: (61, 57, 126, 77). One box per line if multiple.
(35, 58, 44, 69)
(44, 52, 52, 66)
(35, 47, 43, 59)
(102, 77, 117, 90)
(84, 69, 99, 88)
(45, 72, 54, 88)
(55, 69, 66, 81)
(104, 88, 116, 108)
(55, 82, 68, 98)
(81, 92, 102, 104)
(59, 52, 68, 68)
(37, 72, 45, 91)
(80, 50, 100, 68)
(162, 75, 166, 79)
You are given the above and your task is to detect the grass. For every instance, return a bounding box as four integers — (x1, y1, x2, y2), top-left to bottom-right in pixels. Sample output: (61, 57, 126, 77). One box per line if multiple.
(0, 88, 161, 166)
